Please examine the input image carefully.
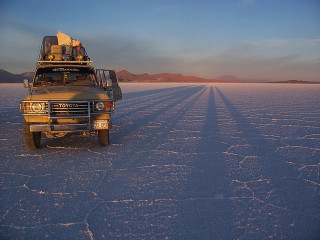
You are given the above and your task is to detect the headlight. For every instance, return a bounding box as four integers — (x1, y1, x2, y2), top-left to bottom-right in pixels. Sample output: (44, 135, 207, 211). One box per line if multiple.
(22, 101, 47, 114)
(95, 102, 105, 111)
(31, 102, 43, 112)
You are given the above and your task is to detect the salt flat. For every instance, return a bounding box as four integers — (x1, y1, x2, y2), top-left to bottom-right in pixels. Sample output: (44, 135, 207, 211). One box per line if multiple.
(0, 83, 319, 239)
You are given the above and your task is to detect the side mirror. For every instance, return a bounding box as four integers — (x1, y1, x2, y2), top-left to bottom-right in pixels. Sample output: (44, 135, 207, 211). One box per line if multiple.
(106, 79, 112, 87)
(23, 79, 30, 88)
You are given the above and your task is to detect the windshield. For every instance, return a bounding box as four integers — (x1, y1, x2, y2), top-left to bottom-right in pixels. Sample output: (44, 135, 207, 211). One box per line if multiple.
(34, 67, 98, 87)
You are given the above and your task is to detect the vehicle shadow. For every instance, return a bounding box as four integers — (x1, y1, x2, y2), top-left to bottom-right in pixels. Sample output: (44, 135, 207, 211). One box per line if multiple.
(122, 85, 194, 100)
(86, 86, 238, 239)
(87, 85, 233, 238)
(114, 85, 195, 120)
(111, 85, 206, 144)
(165, 86, 236, 239)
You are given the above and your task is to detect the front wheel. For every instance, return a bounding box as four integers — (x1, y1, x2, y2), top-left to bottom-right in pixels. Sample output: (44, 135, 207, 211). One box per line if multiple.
(23, 121, 41, 150)
(98, 130, 109, 146)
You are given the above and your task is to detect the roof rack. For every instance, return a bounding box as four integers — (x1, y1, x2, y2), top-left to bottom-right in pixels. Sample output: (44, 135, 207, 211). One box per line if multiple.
(38, 60, 93, 64)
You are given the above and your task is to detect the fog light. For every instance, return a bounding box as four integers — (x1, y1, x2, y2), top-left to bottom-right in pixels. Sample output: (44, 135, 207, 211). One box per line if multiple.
(48, 54, 54, 60)
(77, 55, 83, 61)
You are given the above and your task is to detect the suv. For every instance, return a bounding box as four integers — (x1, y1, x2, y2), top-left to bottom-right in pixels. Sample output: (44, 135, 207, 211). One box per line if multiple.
(20, 36, 122, 150)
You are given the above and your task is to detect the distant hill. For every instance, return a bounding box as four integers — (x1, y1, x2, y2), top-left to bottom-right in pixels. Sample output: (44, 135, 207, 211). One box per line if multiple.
(117, 70, 225, 83)
(271, 80, 320, 84)
(0, 69, 33, 83)
(216, 75, 276, 83)
(216, 75, 243, 82)
(117, 70, 137, 81)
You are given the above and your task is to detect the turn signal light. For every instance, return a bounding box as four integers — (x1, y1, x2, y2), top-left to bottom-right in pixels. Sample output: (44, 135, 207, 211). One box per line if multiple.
(24, 102, 31, 110)
(105, 101, 112, 111)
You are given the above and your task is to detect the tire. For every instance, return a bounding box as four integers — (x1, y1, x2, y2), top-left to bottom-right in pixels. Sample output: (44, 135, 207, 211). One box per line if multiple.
(98, 130, 109, 146)
(23, 120, 41, 150)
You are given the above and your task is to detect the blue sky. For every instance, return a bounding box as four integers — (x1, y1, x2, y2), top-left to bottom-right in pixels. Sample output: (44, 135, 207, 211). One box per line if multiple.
(1, 0, 319, 81)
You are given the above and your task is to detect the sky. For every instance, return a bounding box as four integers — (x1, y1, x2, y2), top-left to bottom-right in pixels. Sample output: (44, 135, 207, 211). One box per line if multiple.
(0, 0, 319, 81)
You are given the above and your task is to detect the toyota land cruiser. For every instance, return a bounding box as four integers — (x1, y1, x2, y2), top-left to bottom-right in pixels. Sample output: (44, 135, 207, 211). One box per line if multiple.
(20, 35, 122, 150)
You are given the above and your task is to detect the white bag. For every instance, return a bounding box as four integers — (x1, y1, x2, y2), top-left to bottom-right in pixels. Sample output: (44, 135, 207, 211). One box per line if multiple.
(72, 39, 81, 47)
(56, 30, 72, 46)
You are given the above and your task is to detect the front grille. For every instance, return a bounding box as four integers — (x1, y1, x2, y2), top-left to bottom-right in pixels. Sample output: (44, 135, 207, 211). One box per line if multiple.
(50, 101, 89, 116)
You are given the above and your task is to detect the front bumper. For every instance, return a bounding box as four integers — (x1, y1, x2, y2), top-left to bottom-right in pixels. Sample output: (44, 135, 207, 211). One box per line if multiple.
(29, 120, 112, 133)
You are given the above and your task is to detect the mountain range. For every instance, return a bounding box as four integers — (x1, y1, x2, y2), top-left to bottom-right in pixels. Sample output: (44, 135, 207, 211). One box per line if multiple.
(0, 69, 34, 83)
(116, 70, 227, 83)
(1, 68, 319, 84)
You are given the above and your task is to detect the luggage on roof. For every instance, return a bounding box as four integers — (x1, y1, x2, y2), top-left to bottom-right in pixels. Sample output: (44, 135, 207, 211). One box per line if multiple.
(39, 31, 89, 62)
(72, 39, 81, 47)
(56, 30, 72, 46)
(41, 36, 58, 56)
(50, 45, 63, 61)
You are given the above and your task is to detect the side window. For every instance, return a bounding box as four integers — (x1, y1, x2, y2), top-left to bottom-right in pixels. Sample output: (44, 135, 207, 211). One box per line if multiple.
(96, 70, 105, 88)
(109, 71, 118, 84)
(101, 70, 107, 86)
(96, 69, 119, 89)
(104, 72, 110, 81)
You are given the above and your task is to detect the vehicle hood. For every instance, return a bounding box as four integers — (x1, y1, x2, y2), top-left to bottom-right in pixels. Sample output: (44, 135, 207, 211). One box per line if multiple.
(25, 86, 110, 101)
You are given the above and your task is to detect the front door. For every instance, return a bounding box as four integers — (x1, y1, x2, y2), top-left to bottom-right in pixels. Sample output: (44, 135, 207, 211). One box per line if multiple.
(96, 69, 122, 101)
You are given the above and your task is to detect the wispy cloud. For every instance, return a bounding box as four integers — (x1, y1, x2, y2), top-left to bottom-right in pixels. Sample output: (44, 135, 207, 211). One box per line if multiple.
(0, 16, 44, 37)
(215, 39, 320, 61)
(188, 38, 320, 81)
(84, 34, 320, 81)
(80, 32, 182, 74)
